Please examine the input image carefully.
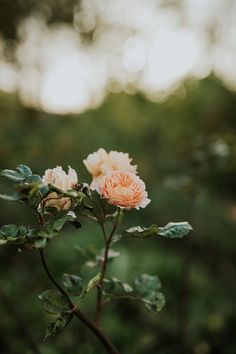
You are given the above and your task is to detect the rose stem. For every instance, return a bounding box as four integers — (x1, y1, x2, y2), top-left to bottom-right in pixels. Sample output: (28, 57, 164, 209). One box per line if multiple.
(95, 208, 121, 325)
(39, 249, 119, 354)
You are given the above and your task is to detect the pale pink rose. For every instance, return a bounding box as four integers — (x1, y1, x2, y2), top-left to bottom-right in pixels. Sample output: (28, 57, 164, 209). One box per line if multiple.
(96, 170, 150, 210)
(83, 148, 108, 177)
(42, 166, 78, 210)
(83, 148, 137, 190)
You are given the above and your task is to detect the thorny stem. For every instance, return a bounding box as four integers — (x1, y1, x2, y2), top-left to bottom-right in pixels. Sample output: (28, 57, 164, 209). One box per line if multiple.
(39, 249, 119, 354)
(95, 208, 121, 325)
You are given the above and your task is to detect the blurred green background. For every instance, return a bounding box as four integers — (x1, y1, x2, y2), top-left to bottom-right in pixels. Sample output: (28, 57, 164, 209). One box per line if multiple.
(1, 1, 236, 354)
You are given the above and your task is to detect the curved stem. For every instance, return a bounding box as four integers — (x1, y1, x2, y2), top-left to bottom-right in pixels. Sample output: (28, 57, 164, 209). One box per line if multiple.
(39, 250, 72, 305)
(39, 249, 119, 354)
(96, 208, 121, 324)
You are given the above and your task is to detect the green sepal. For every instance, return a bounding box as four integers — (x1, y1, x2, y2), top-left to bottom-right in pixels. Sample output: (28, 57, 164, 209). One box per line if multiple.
(47, 184, 85, 200)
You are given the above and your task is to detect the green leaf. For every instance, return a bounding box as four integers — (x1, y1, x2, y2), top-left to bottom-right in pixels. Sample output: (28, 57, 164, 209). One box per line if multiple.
(39, 211, 76, 238)
(33, 238, 47, 249)
(0, 223, 55, 249)
(62, 274, 83, 296)
(125, 225, 158, 238)
(79, 272, 101, 300)
(24, 174, 42, 184)
(157, 222, 193, 238)
(134, 274, 161, 297)
(79, 183, 91, 197)
(124, 222, 193, 239)
(38, 290, 69, 315)
(105, 210, 120, 220)
(102, 274, 165, 313)
(16, 165, 32, 178)
(0, 165, 43, 208)
(0, 193, 19, 201)
(74, 195, 96, 220)
(39, 184, 50, 198)
(75, 245, 99, 269)
(45, 313, 72, 338)
(0, 169, 25, 182)
(111, 234, 123, 243)
(0, 165, 33, 182)
(0, 224, 28, 245)
(16, 177, 42, 208)
(74, 246, 119, 270)
(39, 290, 72, 338)
(134, 274, 165, 313)
(141, 292, 166, 312)
(0, 224, 48, 249)
(25, 227, 48, 249)
(107, 248, 120, 261)
(96, 248, 120, 263)
(103, 277, 134, 298)
(86, 272, 101, 293)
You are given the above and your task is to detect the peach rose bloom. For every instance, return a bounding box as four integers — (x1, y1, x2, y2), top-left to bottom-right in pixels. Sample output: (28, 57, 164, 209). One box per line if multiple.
(83, 148, 137, 190)
(96, 170, 150, 210)
(42, 166, 78, 210)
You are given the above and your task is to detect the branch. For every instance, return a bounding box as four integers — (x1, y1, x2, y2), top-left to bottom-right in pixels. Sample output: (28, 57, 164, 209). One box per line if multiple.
(39, 249, 119, 354)
(95, 208, 121, 324)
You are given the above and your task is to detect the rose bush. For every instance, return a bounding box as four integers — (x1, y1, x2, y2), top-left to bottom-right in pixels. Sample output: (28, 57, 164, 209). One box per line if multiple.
(0, 150, 192, 354)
